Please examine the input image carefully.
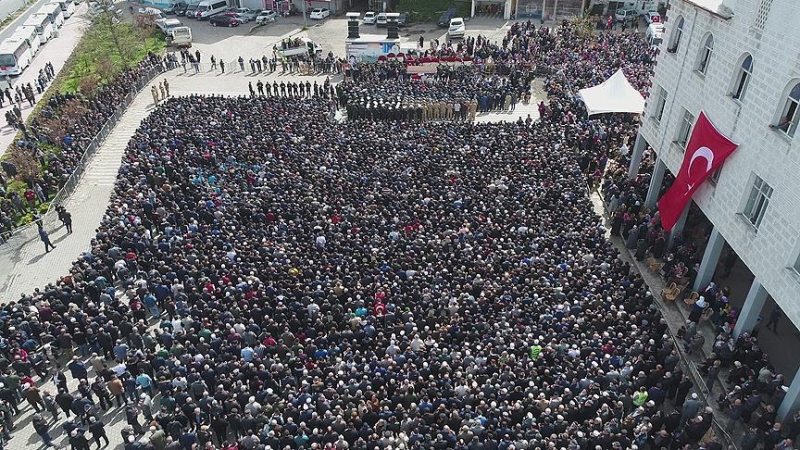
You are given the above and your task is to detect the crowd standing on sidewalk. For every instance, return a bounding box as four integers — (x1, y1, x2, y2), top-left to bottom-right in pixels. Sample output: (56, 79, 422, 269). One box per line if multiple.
(0, 54, 166, 244)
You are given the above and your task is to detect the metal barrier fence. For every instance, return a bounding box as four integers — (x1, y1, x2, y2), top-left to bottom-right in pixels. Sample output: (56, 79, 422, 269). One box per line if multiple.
(0, 64, 165, 249)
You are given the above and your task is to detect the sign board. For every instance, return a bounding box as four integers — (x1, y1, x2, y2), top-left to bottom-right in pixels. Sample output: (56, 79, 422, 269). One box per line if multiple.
(345, 40, 401, 63)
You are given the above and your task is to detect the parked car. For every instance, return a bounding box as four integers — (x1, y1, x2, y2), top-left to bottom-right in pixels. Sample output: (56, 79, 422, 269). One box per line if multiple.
(397, 13, 408, 27)
(184, 2, 200, 17)
(645, 11, 661, 24)
(448, 17, 465, 38)
(362, 11, 375, 24)
(164, 1, 186, 14)
(221, 11, 248, 22)
(309, 7, 329, 19)
(209, 14, 238, 26)
(230, 7, 258, 22)
(173, 2, 190, 15)
(437, 8, 456, 27)
(255, 9, 277, 24)
(139, 6, 166, 19)
(614, 8, 638, 24)
(375, 12, 386, 27)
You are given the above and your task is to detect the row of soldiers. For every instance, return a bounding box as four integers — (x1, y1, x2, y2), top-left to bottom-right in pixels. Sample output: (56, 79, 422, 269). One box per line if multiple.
(346, 98, 480, 123)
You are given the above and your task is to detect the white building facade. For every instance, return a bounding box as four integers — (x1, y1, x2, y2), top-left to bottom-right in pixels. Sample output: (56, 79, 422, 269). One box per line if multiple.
(628, 0, 800, 418)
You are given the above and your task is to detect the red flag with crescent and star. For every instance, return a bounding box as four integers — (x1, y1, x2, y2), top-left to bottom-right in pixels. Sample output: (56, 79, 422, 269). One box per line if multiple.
(657, 111, 738, 231)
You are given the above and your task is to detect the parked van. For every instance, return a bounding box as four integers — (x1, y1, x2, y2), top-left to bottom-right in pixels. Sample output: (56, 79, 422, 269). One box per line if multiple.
(0, 38, 33, 76)
(49, 0, 76, 18)
(646, 23, 665, 47)
(11, 26, 40, 55)
(23, 15, 54, 43)
(194, 0, 227, 20)
(36, 4, 65, 28)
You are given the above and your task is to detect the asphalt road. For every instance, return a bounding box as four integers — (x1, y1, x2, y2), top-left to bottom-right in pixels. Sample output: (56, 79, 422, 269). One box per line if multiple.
(0, 0, 57, 41)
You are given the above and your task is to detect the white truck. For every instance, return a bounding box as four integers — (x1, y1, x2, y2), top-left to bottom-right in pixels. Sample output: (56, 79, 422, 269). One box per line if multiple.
(275, 37, 322, 58)
(168, 26, 192, 48)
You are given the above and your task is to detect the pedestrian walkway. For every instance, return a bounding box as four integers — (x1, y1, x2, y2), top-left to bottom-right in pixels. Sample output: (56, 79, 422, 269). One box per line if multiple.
(0, 3, 89, 158)
(0, 84, 156, 302)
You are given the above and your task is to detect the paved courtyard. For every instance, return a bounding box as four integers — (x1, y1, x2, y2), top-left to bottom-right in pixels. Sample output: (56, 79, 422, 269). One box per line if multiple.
(0, 15, 545, 445)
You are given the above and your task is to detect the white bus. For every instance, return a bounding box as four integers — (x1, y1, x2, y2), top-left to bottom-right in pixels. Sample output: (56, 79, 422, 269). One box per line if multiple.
(11, 26, 40, 55)
(0, 39, 33, 76)
(35, 5, 65, 28)
(24, 15, 54, 43)
(194, 0, 227, 20)
(49, 0, 76, 18)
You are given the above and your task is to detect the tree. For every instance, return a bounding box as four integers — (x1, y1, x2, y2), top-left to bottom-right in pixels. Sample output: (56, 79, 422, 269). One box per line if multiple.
(87, 8, 145, 71)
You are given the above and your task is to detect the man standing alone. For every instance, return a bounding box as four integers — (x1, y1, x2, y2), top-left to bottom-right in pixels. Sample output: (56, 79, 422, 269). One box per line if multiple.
(39, 226, 55, 252)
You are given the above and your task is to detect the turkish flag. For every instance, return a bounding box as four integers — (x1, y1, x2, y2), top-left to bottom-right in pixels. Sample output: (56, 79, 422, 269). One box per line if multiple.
(657, 111, 738, 231)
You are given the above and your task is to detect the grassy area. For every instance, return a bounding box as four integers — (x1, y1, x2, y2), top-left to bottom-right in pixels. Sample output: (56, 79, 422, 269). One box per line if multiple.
(61, 18, 166, 94)
(398, 0, 470, 23)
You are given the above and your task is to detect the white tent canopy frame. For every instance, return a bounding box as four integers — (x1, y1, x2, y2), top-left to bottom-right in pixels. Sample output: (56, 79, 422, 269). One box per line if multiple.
(577, 69, 646, 117)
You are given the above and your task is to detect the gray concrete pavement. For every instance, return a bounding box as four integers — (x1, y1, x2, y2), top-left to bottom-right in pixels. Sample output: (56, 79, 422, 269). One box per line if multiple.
(0, 63, 547, 449)
(0, 12, 551, 447)
(0, 3, 89, 158)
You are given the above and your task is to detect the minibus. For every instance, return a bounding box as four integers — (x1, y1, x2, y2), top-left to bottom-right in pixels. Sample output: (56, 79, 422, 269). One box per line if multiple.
(10, 26, 40, 55)
(49, 0, 76, 18)
(23, 15, 54, 43)
(0, 38, 33, 76)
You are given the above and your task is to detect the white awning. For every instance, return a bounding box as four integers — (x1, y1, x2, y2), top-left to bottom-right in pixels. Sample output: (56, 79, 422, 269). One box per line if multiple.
(577, 69, 646, 117)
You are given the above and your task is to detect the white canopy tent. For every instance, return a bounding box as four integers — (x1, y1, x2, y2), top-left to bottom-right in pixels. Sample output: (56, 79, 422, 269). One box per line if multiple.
(577, 69, 646, 117)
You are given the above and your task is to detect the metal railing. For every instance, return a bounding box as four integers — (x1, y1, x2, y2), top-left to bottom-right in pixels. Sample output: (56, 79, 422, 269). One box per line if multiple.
(0, 64, 165, 248)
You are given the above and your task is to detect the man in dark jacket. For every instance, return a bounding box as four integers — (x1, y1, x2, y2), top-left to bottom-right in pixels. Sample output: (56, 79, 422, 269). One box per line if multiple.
(88, 416, 109, 448)
(126, 404, 145, 435)
(56, 390, 75, 417)
(69, 429, 91, 450)
(33, 414, 54, 447)
(68, 357, 89, 380)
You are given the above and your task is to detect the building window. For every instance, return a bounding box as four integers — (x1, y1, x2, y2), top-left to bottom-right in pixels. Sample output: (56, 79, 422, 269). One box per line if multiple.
(772, 82, 800, 137)
(743, 175, 773, 229)
(653, 86, 667, 122)
(754, 0, 772, 30)
(697, 34, 714, 74)
(668, 17, 684, 53)
(709, 164, 723, 185)
(732, 54, 753, 101)
(676, 109, 694, 149)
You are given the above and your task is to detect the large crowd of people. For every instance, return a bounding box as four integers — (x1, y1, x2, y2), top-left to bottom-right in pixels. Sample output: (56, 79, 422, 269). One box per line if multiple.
(0, 18, 795, 450)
